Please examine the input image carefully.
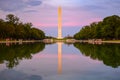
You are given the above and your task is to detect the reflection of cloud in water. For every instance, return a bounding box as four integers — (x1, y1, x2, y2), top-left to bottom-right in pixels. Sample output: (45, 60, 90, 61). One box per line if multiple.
(43, 72, 120, 80)
(0, 69, 42, 80)
(27, 75, 42, 80)
(1, 69, 119, 80)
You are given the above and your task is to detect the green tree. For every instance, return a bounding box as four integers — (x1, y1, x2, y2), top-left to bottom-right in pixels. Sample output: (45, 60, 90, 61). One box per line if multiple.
(6, 14, 19, 25)
(31, 28, 45, 40)
(0, 14, 46, 40)
(23, 23, 32, 39)
(74, 15, 120, 40)
(115, 26, 120, 39)
(0, 19, 5, 39)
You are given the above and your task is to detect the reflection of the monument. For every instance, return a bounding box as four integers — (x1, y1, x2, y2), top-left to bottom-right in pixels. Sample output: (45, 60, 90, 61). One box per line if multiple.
(58, 42, 62, 74)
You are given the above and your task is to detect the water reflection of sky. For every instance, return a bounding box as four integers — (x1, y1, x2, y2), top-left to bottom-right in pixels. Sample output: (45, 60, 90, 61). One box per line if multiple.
(0, 43, 120, 80)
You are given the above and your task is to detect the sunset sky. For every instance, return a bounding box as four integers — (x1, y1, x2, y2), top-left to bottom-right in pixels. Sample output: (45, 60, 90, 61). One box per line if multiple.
(0, 0, 120, 37)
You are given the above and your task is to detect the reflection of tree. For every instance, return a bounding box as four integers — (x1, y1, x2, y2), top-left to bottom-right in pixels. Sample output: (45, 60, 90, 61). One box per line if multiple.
(74, 43, 120, 68)
(0, 42, 45, 69)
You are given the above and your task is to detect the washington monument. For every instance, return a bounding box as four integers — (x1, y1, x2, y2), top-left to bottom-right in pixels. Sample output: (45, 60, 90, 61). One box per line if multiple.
(58, 6, 62, 39)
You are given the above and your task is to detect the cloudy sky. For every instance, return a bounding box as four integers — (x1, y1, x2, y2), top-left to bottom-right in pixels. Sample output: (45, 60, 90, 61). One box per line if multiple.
(0, 0, 120, 37)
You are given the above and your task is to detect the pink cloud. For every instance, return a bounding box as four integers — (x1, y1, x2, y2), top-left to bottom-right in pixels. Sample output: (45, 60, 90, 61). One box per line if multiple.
(33, 22, 57, 27)
(9, 6, 102, 28)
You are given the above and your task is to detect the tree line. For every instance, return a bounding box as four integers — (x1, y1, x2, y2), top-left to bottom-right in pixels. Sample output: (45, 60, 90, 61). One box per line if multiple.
(0, 14, 45, 40)
(74, 15, 120, 40)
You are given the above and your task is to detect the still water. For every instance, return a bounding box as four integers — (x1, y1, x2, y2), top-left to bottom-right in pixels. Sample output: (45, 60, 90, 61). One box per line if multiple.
(0, 42, 120, 80)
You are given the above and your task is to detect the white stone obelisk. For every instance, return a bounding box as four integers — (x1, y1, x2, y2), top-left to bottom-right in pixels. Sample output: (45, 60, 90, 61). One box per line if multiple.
(58, 6, 62, 39)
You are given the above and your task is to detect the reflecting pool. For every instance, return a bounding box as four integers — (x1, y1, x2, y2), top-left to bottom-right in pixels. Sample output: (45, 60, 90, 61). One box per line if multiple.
(0, 42, 120, 80)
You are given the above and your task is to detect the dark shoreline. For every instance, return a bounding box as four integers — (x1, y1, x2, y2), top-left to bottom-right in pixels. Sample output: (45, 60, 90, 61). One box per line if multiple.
(0, 40, 43, 43)
(1, 39, 120, 44)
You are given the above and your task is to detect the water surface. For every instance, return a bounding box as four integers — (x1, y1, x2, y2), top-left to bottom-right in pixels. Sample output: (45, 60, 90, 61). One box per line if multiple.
(0, 42, 120, 80)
